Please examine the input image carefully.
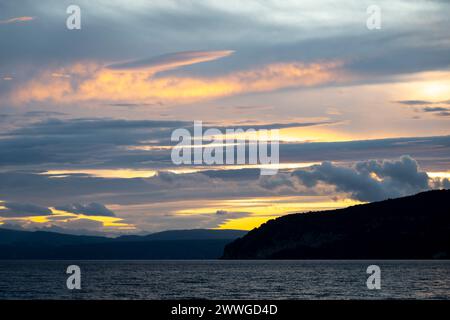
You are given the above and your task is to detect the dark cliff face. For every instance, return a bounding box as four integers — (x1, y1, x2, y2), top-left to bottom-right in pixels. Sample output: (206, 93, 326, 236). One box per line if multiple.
(222, 190, 450, 259)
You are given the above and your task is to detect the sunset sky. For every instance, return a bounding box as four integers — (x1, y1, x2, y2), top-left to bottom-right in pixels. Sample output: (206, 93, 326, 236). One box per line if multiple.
(0, 0, 449, 236)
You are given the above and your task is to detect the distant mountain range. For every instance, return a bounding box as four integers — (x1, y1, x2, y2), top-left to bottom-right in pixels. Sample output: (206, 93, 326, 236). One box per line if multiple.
(0, 228, 246, 259)
(2, 190, 449, 260)
(223, 190, 450, 259)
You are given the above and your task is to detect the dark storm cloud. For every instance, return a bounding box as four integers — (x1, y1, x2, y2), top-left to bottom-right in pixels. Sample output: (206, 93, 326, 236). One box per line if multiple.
(0, 202, 52, 217)
(55, 202, 115, 217)
(292, 156, 430, 202)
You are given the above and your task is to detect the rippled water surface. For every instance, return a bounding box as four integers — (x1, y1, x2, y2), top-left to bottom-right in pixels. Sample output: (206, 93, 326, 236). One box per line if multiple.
(0, 260, 448, 299)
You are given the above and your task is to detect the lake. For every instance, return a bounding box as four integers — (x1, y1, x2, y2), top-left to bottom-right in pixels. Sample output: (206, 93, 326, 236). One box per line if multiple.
(0, 260, 448, 299)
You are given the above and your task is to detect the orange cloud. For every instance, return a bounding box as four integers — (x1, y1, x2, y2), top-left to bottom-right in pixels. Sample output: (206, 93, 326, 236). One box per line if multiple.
(0, 16, 34, 24)
(10, 60, 343, 105)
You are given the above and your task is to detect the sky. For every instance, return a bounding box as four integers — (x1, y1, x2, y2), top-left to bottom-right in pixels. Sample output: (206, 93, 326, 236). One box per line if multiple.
(0, 0, 449, 236)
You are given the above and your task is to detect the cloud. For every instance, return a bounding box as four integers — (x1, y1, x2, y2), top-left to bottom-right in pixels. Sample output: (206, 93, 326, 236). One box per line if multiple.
(54, 203, 116, 217)
(8, 60, 342, 105)
(444, 179, 450, 189)
(0, 115, 448, 234)
(0, 155, 444, 234)
(292, 156, 430, 202)
(0, 202, 52, 217)
(423, 107, 448, 112)
(0, 200, 133, 235)
(0, 218, 121, 237)
(422, 107, 450, 117)
(6, 118, 188, 135)
(1, 0, 449, 92)
(259, 173, 295, 190)
(105, 102, 161, 108)
(431, 177, 450, 190)
(0, 16, 34, 25)
(0, 118, 191, 167)
(1, 117, 450, 172)
(396, 100, 450, 117)
(217, 120, 339, 131)
(396, 100, 434, 106)
(107, 50, 234, 71)
(397, 100, 450, 106)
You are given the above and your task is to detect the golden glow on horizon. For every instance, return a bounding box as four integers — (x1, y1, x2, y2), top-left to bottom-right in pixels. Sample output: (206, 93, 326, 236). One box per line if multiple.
(277, 126, 352, 142)
(1, 195, 365, 233)
(175, 196, 364, 230)
(427, 172, 450, 179)
(218, 216, 278, 230)
(0, 204, 135, 231)
(184, 126, 360, 145)
(50, 208, 135, 229)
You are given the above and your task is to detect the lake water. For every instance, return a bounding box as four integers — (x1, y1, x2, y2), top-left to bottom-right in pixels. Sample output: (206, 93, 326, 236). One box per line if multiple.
(0, 260, 449, 300)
